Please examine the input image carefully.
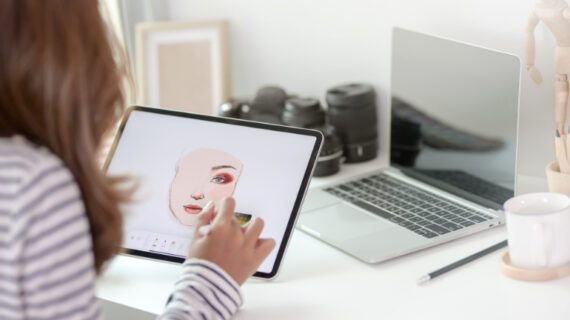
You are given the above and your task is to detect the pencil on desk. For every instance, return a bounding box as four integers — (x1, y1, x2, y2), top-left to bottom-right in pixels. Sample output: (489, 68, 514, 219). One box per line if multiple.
(416, 240, 508, 285)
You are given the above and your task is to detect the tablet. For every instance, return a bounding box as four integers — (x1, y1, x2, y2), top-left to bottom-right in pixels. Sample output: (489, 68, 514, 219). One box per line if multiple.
(104, 106, 322, 279)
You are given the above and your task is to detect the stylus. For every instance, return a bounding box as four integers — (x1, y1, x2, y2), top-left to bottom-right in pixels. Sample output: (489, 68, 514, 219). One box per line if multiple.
(198, 225, 212, 236)
(416, 239, 508, 285)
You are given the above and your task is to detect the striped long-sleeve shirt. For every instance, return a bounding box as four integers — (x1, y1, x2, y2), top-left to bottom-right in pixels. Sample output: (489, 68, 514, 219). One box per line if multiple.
(0, 136, 243, 320)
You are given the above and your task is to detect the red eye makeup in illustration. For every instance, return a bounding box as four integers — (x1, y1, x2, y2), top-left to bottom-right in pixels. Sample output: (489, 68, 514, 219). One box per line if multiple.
(211, 173, 234, 184)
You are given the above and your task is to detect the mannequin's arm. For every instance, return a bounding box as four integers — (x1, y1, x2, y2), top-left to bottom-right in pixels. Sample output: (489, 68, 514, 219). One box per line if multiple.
(526, 9, 542, 84)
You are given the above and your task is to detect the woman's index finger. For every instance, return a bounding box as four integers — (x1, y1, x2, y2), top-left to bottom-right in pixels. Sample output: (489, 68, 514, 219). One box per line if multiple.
(212, 197, 236, 225)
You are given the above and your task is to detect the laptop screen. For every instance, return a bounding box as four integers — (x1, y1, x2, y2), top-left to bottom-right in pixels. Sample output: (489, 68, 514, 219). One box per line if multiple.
(390, 28, 520, 209)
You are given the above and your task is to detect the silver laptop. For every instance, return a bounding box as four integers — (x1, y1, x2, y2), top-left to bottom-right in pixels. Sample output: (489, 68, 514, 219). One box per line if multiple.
(297, 27, 521, 264)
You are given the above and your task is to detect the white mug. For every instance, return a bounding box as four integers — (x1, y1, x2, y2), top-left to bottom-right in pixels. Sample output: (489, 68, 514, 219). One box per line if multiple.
(504, 192, 570, 270)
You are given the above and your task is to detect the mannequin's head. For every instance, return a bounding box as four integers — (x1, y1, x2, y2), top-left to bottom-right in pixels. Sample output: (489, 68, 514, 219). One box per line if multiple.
(169, 148, 243, 227)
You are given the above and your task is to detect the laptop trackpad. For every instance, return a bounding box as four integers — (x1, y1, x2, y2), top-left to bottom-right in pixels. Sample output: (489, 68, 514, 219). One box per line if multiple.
(298, 203, 394, 242)
(301, 188, 341, 212)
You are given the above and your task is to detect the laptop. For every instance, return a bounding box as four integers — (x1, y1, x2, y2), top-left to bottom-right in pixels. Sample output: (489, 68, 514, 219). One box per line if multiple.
(297, 27, 521, 263)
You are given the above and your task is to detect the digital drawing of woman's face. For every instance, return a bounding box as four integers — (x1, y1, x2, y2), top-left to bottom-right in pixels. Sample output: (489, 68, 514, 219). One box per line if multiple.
(169, 148, 243, 227)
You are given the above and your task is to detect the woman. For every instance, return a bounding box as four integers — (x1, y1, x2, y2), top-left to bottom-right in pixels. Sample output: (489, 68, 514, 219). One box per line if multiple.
(0, 1, 275, 319)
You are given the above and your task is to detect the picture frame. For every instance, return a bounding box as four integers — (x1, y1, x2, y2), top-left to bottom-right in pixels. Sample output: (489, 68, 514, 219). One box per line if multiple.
(135, 20, 230, 114)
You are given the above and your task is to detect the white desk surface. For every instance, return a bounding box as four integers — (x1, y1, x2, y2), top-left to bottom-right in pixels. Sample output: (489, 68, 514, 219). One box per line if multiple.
(96, 160, 570, 320)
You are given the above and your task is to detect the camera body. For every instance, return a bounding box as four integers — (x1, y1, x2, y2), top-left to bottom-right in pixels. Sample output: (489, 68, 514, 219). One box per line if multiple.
(218, 84, 378, 176)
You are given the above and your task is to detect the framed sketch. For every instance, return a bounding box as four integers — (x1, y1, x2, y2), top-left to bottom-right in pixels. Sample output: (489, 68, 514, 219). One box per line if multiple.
(136, 20, 230, 114)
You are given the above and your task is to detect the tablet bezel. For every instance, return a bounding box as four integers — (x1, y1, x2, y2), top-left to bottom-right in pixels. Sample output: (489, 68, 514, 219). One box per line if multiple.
(103, 105, 323, 279)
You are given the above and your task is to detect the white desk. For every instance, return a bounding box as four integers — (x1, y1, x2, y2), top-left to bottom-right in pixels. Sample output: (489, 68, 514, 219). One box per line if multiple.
(96, 160, 570, 319)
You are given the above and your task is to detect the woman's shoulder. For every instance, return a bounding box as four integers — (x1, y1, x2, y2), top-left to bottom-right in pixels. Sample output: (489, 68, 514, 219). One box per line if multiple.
(0, 137, 98, 320)
(0, 135, 81, 215)
(0, 135, 73, 181)
(1, 134, 65, 168)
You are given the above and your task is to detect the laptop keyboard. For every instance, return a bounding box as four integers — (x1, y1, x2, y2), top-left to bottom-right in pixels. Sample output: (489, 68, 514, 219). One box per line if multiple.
(324, 173, 495, 239)
(415, 169, 513, 205)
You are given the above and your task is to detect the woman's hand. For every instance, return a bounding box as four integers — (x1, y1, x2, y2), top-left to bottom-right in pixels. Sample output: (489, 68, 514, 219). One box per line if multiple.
(187, 197, 276, 285)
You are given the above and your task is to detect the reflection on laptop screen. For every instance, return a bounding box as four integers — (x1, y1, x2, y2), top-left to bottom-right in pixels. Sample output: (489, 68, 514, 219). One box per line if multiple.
(390, 28, 520, 208)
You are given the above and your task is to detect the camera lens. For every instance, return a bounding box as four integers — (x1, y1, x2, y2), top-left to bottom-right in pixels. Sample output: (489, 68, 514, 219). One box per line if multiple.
(282, 97, 325, 128)
(312, 125, 343, 177)
(218, 99, 248, 118)
(326, 83, 378, 163)
(281, 97, 343, 177)
(240, 86, 287, 124)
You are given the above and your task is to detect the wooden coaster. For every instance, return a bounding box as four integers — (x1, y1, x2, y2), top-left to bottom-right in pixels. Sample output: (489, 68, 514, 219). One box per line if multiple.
(500, 252, 570, 281)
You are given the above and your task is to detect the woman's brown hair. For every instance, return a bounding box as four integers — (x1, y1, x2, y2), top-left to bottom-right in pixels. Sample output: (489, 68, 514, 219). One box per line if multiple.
(0, 0, 129, 273)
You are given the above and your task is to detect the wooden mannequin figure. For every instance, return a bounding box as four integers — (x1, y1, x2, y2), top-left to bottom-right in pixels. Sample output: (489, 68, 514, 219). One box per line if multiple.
(526, 0, 570, 132)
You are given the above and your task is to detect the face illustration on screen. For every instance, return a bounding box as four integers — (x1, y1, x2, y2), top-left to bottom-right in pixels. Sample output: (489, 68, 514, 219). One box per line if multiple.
(169, 148, 243, 227)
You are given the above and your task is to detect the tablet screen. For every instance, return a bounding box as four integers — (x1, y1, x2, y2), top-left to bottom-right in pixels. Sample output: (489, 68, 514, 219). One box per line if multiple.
(105, 106, 321, 278)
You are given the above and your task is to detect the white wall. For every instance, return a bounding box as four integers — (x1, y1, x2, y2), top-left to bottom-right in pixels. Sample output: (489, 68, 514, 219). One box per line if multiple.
(165, 0, 559, 185)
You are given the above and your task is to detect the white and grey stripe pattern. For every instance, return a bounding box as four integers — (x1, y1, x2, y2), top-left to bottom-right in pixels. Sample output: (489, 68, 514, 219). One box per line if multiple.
(0, 137, 102, 320)
(1, 136, 244, 320)
(159, 259, 244, 320)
